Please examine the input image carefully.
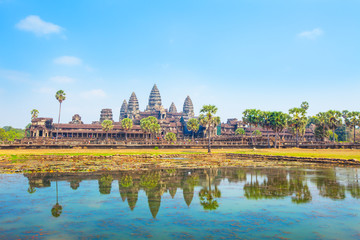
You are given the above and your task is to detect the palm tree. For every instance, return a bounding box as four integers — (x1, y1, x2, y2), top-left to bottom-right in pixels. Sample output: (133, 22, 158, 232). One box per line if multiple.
(242, 109, 261, 146)
(51, 181, 62, 217)
(288, 107, 307, 147)
(314, 112, 329, 141)
(199, 105, 219, 153)
(252, 130, 262, 145)
(326, 110, 342, 143)
(165, 132, 177, 143)
(348, 112, 360, 143)
(145, 116, 159, 142)
(150, 123, 161, 142)
(140, 118, 151, 142)
(269, 111, 288, 148)
(187, 118, 199, 141)
(235, 128, 245, 144)
(301, 101, 309, 111)
(121, 118, 133, 142)
(30, 109, 39, 120)
(55, 90, 66, 141)
(101, 120, 114, 140)
(258, 111, 272, 148)
(342, 110, 350, 142)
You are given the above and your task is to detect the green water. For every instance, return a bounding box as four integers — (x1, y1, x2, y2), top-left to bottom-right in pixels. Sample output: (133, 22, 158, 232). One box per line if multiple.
(0, 166, 360, 239)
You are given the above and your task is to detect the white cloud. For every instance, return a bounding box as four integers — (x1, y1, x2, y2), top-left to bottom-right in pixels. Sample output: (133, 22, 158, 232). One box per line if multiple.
(54, 56, 82, 66)
(80, 89, 107, 99)
(0, 69, 30, 83)
(16, 15, 63, 36)
(35, 87, 55, 94)
(50, 76, 75, 83)
(298, 28, 323, 40)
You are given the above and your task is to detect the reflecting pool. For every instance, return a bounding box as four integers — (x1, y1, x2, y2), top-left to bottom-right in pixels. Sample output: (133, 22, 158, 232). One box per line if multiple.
(1, 166, 360, 239)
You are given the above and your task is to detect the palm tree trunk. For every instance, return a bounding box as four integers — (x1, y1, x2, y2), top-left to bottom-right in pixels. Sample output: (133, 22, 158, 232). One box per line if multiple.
(274, 131, 278, 148)
(354, 126, 356, 144)
(296, 130, 299, 148)
(267, 128, 270, 148)
(333, 128, 335, 143)
(208, 127, 211, 153)
(56, 103, 62, 141)
(56, 181, 58, 204)
(192, 132, 194, 142)
(125, 131, 127, 142)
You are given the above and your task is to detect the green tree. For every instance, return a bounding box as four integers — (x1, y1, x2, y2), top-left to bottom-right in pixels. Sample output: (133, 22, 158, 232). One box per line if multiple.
(314, 112, 329, 141)
(31, 109, 39, 120)
(187, 118, 199, 141)
(55, 90, 66, 141)
(121, 118, 133, 142)
(165, 132, 177, 143)
(199, 105, 219, 153)
(150, 123, 161, 142)
(101, 120, 114, 140)
(252, 130, 262, 145)
(342, 110, 350, 141)
(242, 109, 261, 146)
(288, 107, 307, 147)
(326, 110, 342, 143)
(348, 111, 360, 143)
(269, 111, 288, 148)
(301, 101, 309, 111)
(0, 128, 7, 142)
(140, 118, 151, 142)
(259, 111, 272, 148)
(235, 128, 245, 144)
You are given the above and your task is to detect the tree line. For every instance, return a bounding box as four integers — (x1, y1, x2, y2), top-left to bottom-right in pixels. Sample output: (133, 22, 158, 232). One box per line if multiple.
(239, 102, 360, 147)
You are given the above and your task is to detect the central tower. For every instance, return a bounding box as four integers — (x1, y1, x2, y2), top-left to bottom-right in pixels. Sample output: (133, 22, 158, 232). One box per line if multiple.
(146, 84, 162, 111)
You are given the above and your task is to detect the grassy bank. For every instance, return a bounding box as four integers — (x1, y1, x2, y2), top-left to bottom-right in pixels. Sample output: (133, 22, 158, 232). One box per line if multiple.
(0, 148, 360, 160)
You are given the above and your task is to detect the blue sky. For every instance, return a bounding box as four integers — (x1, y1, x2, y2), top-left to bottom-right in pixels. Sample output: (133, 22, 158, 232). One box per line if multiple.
(1, 0, 359, 128)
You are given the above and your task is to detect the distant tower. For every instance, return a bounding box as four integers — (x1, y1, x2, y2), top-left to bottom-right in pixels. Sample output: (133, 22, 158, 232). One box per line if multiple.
(183, 96, 194, 118)
(169, 102, 177, 113)
(127, 92, 140, 119)
(69, 114, 83, 124)
(100, 109, 113, 122)
(146, 84, 162, 111)
(119, 100, 128, 121)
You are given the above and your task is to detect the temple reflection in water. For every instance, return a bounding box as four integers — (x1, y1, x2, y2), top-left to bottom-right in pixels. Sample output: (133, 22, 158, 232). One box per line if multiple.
(24, 167, 360, 218)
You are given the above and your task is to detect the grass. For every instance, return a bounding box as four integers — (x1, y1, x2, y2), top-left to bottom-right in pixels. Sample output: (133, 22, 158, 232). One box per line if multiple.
(0, 148, 360, 160)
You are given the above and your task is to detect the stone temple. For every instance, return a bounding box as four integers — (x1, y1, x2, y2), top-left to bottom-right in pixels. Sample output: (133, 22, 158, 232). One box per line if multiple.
(28, 84, 199, 140)
(27, 84, 316, 142)
(119, 84, 194, 122)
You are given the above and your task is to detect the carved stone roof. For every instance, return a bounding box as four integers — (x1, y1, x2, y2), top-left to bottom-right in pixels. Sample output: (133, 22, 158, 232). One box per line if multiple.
(146, 84, 162, 111)
(183, 96, 194, 118)
(127, 92, 140, 119)
(169, 102, 177, 113)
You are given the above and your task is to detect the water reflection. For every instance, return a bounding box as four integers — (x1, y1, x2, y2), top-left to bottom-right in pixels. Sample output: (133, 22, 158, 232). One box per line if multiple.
(24, 166, 360, 219)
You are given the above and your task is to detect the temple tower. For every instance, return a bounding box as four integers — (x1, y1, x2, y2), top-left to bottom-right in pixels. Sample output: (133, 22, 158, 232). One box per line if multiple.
(183, 96, 194, 118)
(100, 109, 113, 122)
(127, 92, 140, 119)
(119, 100, 128, 121)
(169, 102, 177, 113)
(69, 114, 83, 124)
(146, 84, 162, 111)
